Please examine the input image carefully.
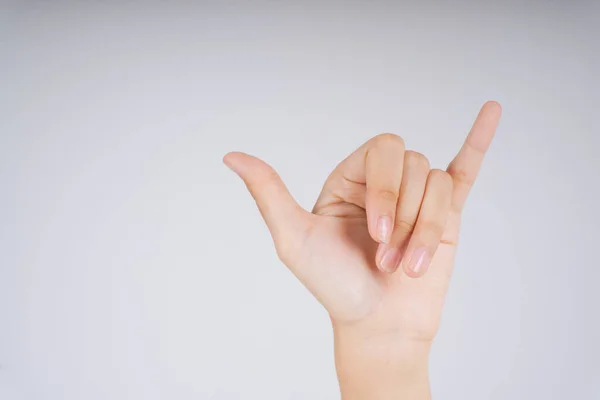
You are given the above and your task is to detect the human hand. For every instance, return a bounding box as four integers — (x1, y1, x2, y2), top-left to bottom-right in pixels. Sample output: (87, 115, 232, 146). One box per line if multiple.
(224, 102, 502, 399)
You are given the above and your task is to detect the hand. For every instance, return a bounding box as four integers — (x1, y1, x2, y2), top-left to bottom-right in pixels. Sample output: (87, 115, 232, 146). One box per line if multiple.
(224, 102, 502, 399)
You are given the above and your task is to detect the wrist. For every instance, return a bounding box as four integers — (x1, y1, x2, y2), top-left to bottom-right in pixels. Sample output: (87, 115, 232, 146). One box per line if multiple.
(332, 322, 432, 400)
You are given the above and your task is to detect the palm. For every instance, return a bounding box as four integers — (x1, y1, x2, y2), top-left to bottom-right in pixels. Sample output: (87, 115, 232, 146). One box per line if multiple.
(225, 102, 501, 343)
(293, 201, 460, 340)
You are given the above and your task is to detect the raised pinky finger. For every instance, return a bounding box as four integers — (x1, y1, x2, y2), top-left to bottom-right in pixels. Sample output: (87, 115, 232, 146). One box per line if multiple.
(401, 169, 453, 278)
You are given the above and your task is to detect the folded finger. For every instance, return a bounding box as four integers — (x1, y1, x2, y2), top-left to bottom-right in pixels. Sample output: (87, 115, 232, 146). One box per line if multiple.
(377, 151, 430, 273)
(401, 169, 453, 278)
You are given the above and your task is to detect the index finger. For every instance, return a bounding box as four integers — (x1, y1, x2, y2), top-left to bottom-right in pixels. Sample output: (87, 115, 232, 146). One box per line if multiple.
(446, 101, 502, 212)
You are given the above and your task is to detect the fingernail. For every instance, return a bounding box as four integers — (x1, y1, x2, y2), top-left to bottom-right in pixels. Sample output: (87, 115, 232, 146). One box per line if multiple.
(380, 247, 401, 273)
(406, 247, 430, 275)
(376, 216, 392, 243)
(376, 243, 387, 264)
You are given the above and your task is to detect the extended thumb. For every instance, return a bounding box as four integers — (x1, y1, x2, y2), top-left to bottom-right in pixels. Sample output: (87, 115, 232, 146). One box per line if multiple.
(223, 152, 310, 257)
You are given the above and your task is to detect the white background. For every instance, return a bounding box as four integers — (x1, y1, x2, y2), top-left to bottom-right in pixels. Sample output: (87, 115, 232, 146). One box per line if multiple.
(1, 1, 599, 399)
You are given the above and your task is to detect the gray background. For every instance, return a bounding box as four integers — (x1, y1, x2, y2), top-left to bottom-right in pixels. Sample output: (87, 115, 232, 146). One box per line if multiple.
(1, 1, 598, 399)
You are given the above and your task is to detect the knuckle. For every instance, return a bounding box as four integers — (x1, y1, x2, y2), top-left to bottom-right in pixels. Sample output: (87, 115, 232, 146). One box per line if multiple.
(334, 181, 366, 209)
(275, 240, 296, 265)
(447, 163, 474, 186)
(405, 151, 430, 170)
(273, 229, 298, 264)
(429, 169, 454, 188)
(374, 133, 405, 149)
(274, 241, 291, 263)
(394, 218, 416, 233)
(252, 169, 280, 190)
(376, 188, 398, 203)
(419, 220, 445, 238)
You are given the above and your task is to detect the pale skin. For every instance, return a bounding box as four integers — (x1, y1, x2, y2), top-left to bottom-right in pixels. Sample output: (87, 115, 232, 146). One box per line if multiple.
(223, 101, 502, 399)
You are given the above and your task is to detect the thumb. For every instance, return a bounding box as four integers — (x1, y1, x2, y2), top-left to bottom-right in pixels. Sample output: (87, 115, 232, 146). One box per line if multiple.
(223, 152, 312, 262)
